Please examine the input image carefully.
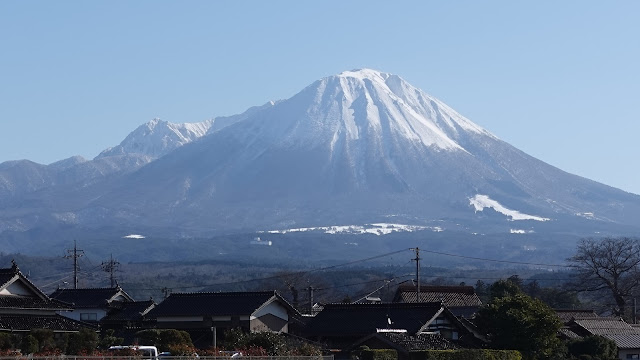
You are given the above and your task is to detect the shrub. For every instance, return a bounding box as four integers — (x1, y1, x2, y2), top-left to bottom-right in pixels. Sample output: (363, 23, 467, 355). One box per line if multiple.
(21, 335, 39, 354)
(361, 349, 398, 360)
(66, 328, 98, 355)
(30, 329, 54, 352)
(0, 333, 14, 350)
(409, 349, 522, 360)
(568, 336, 618, 360)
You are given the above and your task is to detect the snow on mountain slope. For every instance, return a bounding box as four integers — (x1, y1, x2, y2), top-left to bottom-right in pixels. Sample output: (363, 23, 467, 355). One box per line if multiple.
(247, 69, 495, 153)
(262, 223, 443, 236)
(3, 69, 640, 241)
(469, 194, 550, 221)
(97, 118, 215, 159)
(97, 101, 278, 160)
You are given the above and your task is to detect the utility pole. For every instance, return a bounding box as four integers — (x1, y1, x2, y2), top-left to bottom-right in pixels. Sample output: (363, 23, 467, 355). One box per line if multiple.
(411, 247, 421, 302)
(101, 254, 120, 288)
(64, 240, 84, 289)
(306, 286, 315, 315)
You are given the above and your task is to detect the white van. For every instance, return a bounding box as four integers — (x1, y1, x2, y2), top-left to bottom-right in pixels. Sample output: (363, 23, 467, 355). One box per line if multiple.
(108, 345, 159, 360)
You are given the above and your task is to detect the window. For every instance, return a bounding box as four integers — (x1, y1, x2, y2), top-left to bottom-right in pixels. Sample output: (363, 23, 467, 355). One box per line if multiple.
(80, 313, 97, 321)
(626, 354, 639, 359)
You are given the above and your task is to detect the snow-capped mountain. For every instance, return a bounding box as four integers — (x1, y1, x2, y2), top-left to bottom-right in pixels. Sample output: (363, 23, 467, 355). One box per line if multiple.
(82, 69, 640, 231)
(1, 69, 640, 258)
(96, 101, 278, 160)
(96, 118, 215, 159)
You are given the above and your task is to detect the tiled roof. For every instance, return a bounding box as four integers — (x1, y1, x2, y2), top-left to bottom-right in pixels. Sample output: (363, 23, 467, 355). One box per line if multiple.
(574, 318, 640, 335)
(603, 334, 640, 349)
(0, 296, 70, 310)
(555, 309, 599, 324)
(0, 314, 96, 332)
(447, 306, 480, 319)
(306, 302, 444, 337)
(559, 327, 581, 339)
(378, 332, 458, 351)
(0, 263, 72, 311)
(148, 291, 286, 318)
(102, 300, 155, 322)
(49, 287, 132, 308)
(394, 285, 482, 307)
(0, 263, 54, 301)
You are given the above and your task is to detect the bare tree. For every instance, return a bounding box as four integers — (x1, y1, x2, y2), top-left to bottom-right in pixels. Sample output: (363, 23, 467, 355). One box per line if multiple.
(568, 237, 640, 317)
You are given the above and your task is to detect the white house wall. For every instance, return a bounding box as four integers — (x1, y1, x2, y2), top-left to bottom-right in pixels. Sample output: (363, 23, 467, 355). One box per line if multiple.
(251, 299, 288, 321)
(58, 308, 108, 322)
(1, 281, 33, 296)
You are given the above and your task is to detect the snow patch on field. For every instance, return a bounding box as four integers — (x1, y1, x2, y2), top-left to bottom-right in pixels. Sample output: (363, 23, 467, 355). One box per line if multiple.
(123, 234, 145, 239)
(576, 212, 596, 219)
(470, 194, 550, 221)
(510, 229, 535, 234)
(262, 223, 442, 236)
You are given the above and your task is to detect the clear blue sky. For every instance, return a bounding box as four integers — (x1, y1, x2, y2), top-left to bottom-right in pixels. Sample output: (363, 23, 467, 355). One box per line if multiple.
(1, 1, 639, 194)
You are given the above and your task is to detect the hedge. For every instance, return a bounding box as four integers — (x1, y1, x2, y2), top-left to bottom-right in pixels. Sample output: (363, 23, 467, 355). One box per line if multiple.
(409, 349, 522, 360)
(361, 349, 399, 360)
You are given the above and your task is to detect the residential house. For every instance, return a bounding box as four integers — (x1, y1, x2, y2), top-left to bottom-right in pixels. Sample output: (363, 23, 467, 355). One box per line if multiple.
(100, 299, 156, 345)
(50, 286, 134, 323)
(101, 299, 156, 330)
(145, 291, 299, 348)
(392, 285, 482, 318)
(555, 309, 599, 339)
(563, 316, 640, 360)
(0, 261, 94, 336)
(303, 302, 485, 353)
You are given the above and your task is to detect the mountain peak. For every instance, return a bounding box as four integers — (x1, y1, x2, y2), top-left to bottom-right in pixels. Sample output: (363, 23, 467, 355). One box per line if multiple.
(96, 118, 214, 160)
(337, 68, 391, 82)
(276, 69, 493, 153)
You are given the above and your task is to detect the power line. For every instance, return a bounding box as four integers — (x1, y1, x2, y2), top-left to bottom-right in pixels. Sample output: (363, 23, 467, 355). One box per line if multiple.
(38, 263, 104, 291)
(315, 274, 414, 291)
(420, 249, 568, 268)
(120, 249, 413, 291)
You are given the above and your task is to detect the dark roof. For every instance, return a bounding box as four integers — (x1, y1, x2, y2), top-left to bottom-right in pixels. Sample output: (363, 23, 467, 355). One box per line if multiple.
(393, 285, 482, 307)
(447, 306, 480, 319)
(0, 263, 56, 303)
(306, 302, 444, 337)
(148, 291, 291, 318)
(602, 334, 640, 349)
(558, 327, 581, 339)
(573, 317, 640, 336)
(555, 309, 599, 324)
(376, 332, 457, 351)
(0, 314, 96, 332)
(49, 287, 133, 308)
(102, 300, 156, 322)
(0, 296, 70, 310)
(0, 263, 71, 311)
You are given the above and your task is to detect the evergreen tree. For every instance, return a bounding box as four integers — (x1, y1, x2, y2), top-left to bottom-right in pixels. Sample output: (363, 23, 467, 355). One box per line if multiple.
(476, 282, 563, 359)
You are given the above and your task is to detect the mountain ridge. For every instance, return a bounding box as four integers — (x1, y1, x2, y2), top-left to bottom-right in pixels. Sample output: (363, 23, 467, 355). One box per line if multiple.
(0, 69, 639, 259)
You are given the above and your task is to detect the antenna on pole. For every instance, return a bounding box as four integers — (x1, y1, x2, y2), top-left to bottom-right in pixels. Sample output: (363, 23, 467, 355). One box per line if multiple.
(101, 254, 120, 288)
(64, 240, 84, 289)
(411, 247, 420, 302)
